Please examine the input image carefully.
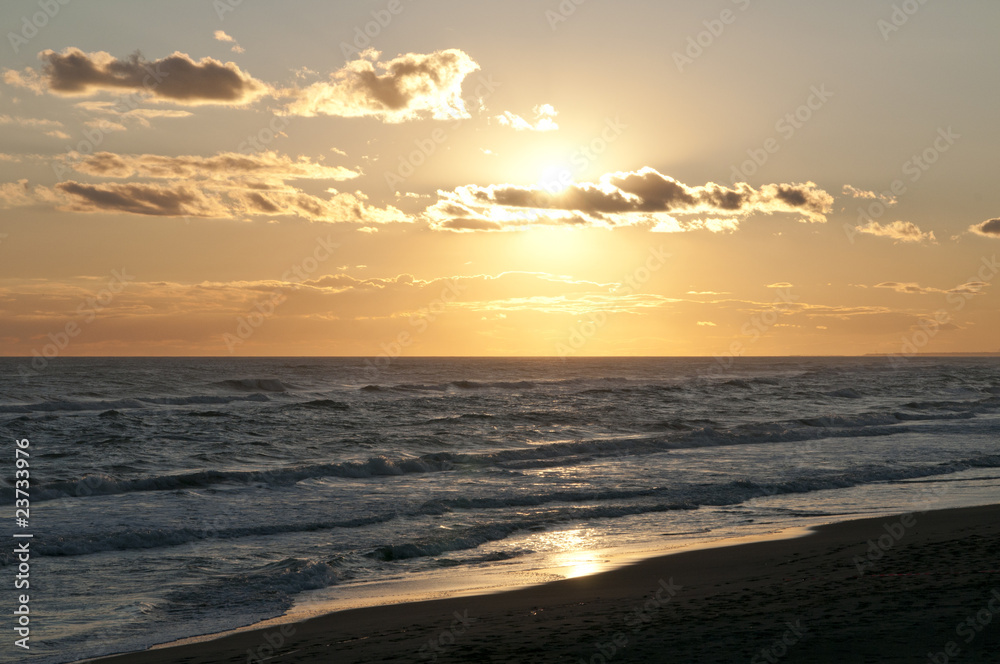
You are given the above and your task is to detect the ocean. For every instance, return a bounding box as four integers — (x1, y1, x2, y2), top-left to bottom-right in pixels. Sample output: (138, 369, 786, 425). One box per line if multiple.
(2, 356, 999, 663)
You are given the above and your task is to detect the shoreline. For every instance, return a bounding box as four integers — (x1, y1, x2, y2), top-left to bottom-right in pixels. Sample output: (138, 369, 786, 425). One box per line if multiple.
(84, 503, 1000, 663)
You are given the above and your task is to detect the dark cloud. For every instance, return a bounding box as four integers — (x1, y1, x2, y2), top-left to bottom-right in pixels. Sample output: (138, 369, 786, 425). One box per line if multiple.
(52, 178, 407, 225)
(428, 167, 834, 231)
(33, 48, 266, 104)
(56, 181, 226, 217)
(970, 218, 1000, 237)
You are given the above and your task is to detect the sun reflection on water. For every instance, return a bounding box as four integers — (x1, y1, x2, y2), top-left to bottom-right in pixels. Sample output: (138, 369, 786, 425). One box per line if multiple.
(535, 528, 606, 579)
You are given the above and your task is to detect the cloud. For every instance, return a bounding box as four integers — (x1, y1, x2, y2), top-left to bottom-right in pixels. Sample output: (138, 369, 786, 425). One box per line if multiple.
(853, 220, 936, 244)
(68, 150, 359, 183)
(51, 177, 406, 224)
(494, 104, 558, 131)
(43, 149, 408, 223)
(0, 179, 61, 208)
(285, 48, 480, 122)
(696, 321, 717, 326)
(74, 101, 195, 128)
(766, 282, 794, 288)
(0, 114, 63, 129)
(0, 116, 71, 140)
(213, 30, 245, 54)
(10, 48, 267, 105)
(2, 67, 45, 93)
(842, 184, 897, 205)
(969, 218, 1000, 237)
(226, 187, 407, 225)
(0, 180, 39, 207)
(56, 181, 229, 217)
(426, 167, 833, 231)
(874, 281, 989, 295)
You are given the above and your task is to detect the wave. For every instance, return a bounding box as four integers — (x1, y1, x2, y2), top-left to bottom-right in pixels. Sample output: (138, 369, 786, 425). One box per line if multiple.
(3, 513, 398, 562)
(451, 380, 538, 390)
(365, 453, 1000, 562)
(825, 388, 862, 399)
(0, 393, 271, 414)
(17, 400, 995, 504)
(165, 557, 339, 616)
(721, 377, 781, 389)
(213, 378, 291, 392)
(421, 413, 496, 425)
(14, 450, 1000, 563)
(22, 455, 458, 502)
(359, 376, 632, 394)
(281, 399, 350, 411)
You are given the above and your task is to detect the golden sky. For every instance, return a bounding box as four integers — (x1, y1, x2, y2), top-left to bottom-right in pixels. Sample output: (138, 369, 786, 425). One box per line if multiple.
(1, 0, 998, 357)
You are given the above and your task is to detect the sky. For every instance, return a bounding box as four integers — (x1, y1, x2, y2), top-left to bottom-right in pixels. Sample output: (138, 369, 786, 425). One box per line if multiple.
(1, 0, 999, 358)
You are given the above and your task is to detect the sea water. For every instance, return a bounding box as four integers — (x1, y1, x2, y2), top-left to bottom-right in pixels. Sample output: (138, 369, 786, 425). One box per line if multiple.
(1, 356, 998, 662)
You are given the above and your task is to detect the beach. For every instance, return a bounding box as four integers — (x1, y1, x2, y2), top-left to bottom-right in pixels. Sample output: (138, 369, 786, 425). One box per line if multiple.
(86, 503, 1000, 663)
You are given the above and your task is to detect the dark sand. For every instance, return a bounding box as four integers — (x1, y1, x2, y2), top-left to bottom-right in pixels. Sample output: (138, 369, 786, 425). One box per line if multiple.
(88, 505, 1000, 663)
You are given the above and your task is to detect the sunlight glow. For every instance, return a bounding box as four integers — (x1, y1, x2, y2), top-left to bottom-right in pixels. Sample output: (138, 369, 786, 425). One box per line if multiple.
(535, 529, 607, 579)
(538, 163, 574, 194)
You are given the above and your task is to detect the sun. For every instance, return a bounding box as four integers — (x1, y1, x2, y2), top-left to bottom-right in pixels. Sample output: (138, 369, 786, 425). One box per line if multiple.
(538, 162, 574, 194)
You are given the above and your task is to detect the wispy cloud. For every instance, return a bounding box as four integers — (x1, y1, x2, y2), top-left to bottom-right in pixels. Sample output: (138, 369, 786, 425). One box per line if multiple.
(853, 220, 936, 244)
(213, 30, 245, 54)
(68, 150, 359, 183)
(874, 281, 989, 295)
(494, 104, 558, 131)
(842, 184, 897, 205)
